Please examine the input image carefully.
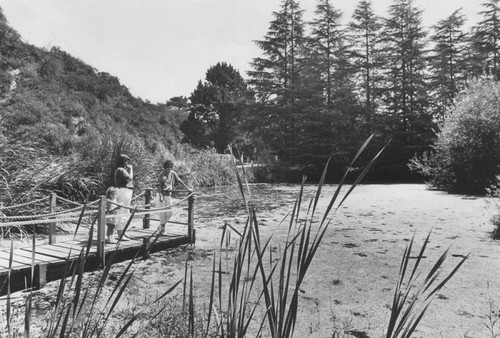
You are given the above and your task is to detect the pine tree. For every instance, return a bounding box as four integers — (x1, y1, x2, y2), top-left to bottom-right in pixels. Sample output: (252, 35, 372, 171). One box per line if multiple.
(181, 63, 250, 153)
(381, 0, 430, 133)
(471, 0, 500, 79)
(428, 9, 469, 118)
(248, 0, 306, 103)
(307, 0, 343, 105)
(348, 0, 384, 133)
(378, 0, 433, 178)
(246, 0, 308, 162)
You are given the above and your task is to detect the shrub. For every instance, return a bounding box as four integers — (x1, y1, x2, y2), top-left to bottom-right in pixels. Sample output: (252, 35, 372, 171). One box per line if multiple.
(166, 145, 236, 187)
(410, 79, 500, 194)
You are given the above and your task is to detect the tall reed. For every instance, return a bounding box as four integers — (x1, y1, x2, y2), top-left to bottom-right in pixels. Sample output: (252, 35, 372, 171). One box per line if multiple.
(385, 232, 468, 338)
(203, 136, 466, 338)
(201, 136, 387, 337)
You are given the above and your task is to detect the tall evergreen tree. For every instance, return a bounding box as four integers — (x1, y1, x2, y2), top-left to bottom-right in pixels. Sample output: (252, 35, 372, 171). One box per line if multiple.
(348, 0, 384, 133)
(428, 9, 469, 118)
(381, 0, 430, 133)
(181, 62, 250, 153)
(471, 0, 500, 79)
(308, 0, 343, 105)
(248, 0, 305, 103)
(246, 0, 308, 163)
(378, 0, 433, 178)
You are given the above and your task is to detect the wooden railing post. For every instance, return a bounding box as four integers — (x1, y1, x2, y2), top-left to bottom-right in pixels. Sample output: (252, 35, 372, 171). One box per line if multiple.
(0, 202, 3, 239)
(49, 193, 57, 244)
(188, 194, 195, 243)
(97, 195, 106, 268)
(143, 189, 151, 229)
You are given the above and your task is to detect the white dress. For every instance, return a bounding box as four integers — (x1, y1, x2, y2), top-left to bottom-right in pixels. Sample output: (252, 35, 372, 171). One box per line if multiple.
(158, 171, 178, 225)
(115, 188, 132, 231)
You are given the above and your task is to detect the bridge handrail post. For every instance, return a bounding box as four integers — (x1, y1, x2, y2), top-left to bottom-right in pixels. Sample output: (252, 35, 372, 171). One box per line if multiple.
(0, 202, 3, 238)
(49, 193, 57, 244)
(143, 189, 152, 229)
(97, 195, 106, 268)
(188, 194, 195, 243)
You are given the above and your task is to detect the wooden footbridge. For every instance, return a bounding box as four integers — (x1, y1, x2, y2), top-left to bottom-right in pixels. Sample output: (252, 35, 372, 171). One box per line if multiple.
(0, 189, 195, 295)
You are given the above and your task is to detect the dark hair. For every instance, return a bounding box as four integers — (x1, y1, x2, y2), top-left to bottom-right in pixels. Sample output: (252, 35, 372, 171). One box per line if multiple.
(117, 154, 130, 167)
(163, 160, 174, 169)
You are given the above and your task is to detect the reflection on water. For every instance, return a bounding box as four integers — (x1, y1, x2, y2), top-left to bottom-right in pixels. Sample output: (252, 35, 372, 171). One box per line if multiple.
(195, 184, 323, 227)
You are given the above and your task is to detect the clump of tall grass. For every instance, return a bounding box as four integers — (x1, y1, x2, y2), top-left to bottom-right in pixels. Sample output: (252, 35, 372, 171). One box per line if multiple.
(161, 144, 237, 187)
(199, 137, 387, 337)
(1, 135, 236, 209)
(385, 232, 468, 338)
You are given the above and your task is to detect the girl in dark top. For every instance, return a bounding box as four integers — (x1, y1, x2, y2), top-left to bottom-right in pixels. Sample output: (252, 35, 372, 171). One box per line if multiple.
(157, 160, 190, 235)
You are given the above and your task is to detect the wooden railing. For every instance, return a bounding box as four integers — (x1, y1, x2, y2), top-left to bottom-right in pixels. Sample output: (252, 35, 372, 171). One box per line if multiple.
(0, 189, 196, 267)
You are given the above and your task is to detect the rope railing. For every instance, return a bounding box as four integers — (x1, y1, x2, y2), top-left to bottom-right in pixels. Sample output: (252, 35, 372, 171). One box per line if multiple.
(0, 200, 100, 221)
(131, 191, 145, 202)
(55, 195, 86, 207)
(0, 204, 188, 228)
(0, 188, 196, 269)
(0, 196, 50, 210)
(0, 210, 99, 228)
(0, 188, 196, 266)
(0, 193, 188, 223)
(107, 191, 194, 213)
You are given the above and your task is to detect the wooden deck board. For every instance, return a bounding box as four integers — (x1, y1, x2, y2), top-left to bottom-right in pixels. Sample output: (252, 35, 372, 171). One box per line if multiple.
(11, 248, 65, 265)
(52, 241, 95, 252)
(0, 255, 29, 269)
(0, 230, 193, 295)
(0, 250, 54, 268)
(24, 247, 80, 260)
(0, 251, 35, 266)
(31, 244, 80, 255)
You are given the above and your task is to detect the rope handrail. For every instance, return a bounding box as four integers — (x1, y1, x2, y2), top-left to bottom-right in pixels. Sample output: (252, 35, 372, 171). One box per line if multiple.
(0, 207, 99, 221)
(0, 199, 100, 220)
(0, 204, 190, 228)
(0, 212, 98, 227)
(131, 191, 145, 202)
(0, 190, 195, 230)
(55, 195, 86, 207)
(107, 192, 194, 213)
(0, 196, 50, 210)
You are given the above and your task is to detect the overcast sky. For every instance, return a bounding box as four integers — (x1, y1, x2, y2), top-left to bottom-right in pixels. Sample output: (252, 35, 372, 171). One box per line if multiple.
(1, 0, 483, 104)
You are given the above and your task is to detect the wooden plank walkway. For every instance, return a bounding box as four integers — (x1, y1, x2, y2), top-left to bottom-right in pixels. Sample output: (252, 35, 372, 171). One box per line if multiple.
(0, 227, 194, 296)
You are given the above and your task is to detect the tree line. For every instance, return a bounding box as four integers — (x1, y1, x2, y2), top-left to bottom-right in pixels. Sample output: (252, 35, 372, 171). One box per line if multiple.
(181, 0, 500, 181)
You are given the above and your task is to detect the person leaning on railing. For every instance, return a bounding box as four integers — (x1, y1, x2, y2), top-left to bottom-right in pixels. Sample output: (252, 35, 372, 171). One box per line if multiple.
(113, 154, 134, 240)
(157, 159, 191, 235)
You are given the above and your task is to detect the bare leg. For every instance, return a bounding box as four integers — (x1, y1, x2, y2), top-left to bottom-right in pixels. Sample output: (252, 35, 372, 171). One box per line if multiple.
(106, 224, 116, 243)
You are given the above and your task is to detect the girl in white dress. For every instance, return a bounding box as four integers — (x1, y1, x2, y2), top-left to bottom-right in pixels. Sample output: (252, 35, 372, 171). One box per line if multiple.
(114, 154, 134, 240)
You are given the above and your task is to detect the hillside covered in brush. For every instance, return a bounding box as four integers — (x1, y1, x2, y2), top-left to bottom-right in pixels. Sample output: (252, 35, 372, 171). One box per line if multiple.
(0, 8, 187, 203)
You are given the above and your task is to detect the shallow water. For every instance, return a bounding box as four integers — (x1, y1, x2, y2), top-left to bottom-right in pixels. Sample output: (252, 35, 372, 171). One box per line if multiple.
(195, 183, 320, 225)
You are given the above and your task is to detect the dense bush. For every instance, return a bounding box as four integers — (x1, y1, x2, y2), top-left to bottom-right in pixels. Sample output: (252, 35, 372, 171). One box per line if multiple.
(410, 79, 500, 194)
